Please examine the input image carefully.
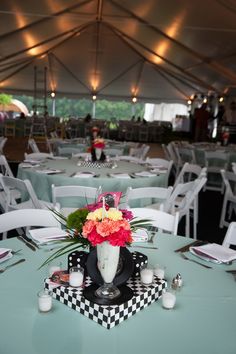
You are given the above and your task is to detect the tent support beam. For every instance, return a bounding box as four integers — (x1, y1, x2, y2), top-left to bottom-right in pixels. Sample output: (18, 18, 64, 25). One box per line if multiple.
(98, 59, 143, 93)
(51, 53, 90, 91)
(108, 0, 236, 84)
(104, 22, 191, 100)
(104, 21, 217, 92)
(0, 0, 93, 41)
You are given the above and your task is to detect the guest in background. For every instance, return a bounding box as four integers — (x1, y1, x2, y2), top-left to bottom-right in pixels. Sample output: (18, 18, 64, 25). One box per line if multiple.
(194, 103, 211, 142)
(223, 101, 236, 124)
(84, 113, 92, 123)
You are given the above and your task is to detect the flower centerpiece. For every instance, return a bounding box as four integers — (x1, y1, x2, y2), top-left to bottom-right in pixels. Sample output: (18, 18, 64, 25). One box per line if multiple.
(91, 137, 106, 161)
(40, 193, 151, 300)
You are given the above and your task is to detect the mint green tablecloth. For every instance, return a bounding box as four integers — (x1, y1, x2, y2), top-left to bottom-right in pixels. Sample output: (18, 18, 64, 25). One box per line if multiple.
(17, 159, 167, 207)
(0, 234, 236, 354)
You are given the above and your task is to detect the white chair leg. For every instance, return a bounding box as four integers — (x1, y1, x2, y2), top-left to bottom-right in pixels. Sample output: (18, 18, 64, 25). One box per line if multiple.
(185, 211, 190, 238)
(219, 196, 227, 228)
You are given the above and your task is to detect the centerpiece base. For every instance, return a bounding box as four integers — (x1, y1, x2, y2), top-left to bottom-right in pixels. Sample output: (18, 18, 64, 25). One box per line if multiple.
(83, 284, 133, 305)
(45, 275, 166, 329)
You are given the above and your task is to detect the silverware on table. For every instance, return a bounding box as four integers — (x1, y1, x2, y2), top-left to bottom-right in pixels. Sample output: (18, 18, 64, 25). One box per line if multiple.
(21, 234, 39, 249)
(130, 245, 158, 250)
(180, 252, 212, 269)
(17, 236, 36, 251)
(174, 240, 206, 253)
(0, 258, 26, 273)
(12, 249, 22, 255)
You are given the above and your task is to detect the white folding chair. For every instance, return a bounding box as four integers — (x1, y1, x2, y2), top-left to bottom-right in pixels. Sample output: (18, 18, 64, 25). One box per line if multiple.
(103, 148, 123, 157)
(203, 150, 229, 193)
(145, 158, 173, 187)
(222, 222, 236, 248)
(219, 170, 236, 228)
(0, 174, 52, 212)
(173, 163, 206, 189)
(0, 155, 15, 177)
(131, 208, 179, 235)
(52, 184, 102, 217)
(165, 177, 207, 239)
(28, 138, 40, 153)
(0, 209, 60, 235)
(125, 186, 173, 210)
(0, 137, 7, 154)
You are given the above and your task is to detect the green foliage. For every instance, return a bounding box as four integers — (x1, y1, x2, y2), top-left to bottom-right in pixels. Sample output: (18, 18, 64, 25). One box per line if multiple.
(66, 208, 89, 232)
(14, 94, 144, 120)
(0, 93, 12, 105)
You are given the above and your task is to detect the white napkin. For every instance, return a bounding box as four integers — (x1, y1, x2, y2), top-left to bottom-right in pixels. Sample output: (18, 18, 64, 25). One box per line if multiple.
(109, 173, 131, 179)
(134, 171, 156, 177)
(0, 248, 13, 263)
(190, 243, 236, 263)
(73, 172, 95, 178)
(132, 229, 149, 242)
(150, 168, 167, 174)
(20, 163, 40, 168)
(35, 169, 63, 174)
(29, 227, 67, 244)
(51, 156, 68, 160)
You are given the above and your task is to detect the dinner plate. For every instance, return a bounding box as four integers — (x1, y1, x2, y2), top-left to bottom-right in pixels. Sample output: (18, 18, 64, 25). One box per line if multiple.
(73, 172, 95, 178)
(29, 227, 67, 244)
(86, 247, 134, 286)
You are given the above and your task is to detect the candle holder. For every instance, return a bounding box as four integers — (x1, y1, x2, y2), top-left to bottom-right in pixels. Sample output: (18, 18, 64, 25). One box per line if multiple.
(140, 265, 154, 286)
(69, 266, 84, 287)
(162, 288, 176, 310)
(38, 289, 53, 313)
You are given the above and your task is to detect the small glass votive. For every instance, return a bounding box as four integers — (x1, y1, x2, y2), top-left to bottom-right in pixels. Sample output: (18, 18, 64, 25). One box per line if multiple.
(153, 264, 166, 279)
(38, 290, 53, 313)
(48, 261, 62, 277)
(69, 266, 84, 287)
(140, 266, 154, 285)
(162, 289, 176, 310)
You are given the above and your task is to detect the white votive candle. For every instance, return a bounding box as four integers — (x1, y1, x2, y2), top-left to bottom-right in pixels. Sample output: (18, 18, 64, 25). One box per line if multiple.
(38, 290, 52, 313)
(140, 268, 153, 285)
(154, 265, 165, 279)
(162, 291, 176, 309)
(69, 267, 84, 287)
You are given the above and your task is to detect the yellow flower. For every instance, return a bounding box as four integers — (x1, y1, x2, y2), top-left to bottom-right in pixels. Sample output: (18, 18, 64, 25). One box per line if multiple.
(87, 208, 103, 221)
(106, 208, 123, 221)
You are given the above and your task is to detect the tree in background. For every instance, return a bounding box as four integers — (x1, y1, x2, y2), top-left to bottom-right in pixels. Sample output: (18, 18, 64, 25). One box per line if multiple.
(14, 95, 144, 120)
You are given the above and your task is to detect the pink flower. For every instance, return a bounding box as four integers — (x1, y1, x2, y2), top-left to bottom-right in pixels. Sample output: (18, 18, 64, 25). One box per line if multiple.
(82, 220, 96, 237)
(87, 228, 108, 246)
(120, 209, 133, 221)
(96, 219, 116, 237)
(108, 228, 132, 247)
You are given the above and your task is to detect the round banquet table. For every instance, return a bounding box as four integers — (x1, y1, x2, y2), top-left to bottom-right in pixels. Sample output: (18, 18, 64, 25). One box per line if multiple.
(17, 158, 168, 207)
(0, 233, 236, 354)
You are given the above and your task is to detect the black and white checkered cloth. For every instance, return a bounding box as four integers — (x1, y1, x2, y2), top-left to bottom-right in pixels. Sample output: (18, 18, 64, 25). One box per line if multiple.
(45, 276, 166, 329)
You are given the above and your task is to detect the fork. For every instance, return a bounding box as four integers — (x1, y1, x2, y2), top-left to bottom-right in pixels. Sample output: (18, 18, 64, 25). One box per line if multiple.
(180, 253, 212, 269)
(0, 258, 26, 273)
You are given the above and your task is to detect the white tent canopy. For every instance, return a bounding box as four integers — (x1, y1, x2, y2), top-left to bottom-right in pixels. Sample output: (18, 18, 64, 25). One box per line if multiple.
(0, 0, 235, 103)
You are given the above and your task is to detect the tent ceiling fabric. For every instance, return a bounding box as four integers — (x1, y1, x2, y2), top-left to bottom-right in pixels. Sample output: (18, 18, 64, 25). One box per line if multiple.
(0, 0, 236, 103)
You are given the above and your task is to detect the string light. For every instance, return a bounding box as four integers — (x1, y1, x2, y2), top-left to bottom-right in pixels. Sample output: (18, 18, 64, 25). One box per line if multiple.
(187, 99, 192, 105)
(50, 92, 55, 98)
(203, 97, 207, 103)
(132, 96, 137, 103)
(92, 94, 97, 101)
(219, 96, 224, 103)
